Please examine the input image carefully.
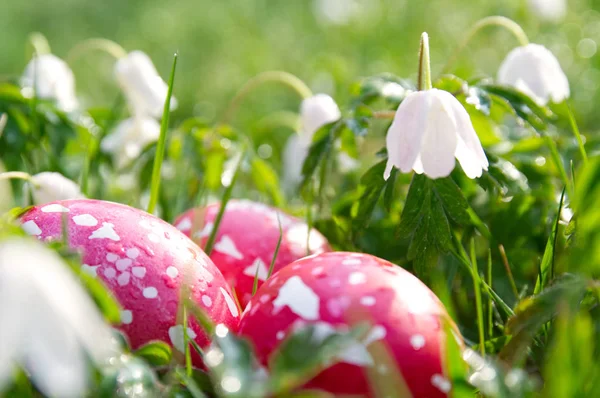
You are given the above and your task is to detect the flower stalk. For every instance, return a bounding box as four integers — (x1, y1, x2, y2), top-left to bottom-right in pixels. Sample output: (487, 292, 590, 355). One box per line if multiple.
(418, 32, 433, 91)
(66, 38, 127, 64)
(440, 16, 530, 76)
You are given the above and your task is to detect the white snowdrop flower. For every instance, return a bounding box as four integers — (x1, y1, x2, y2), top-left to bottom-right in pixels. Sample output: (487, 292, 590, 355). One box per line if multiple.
(282, 134, 311, 189)
(0, 239, 120, 397)
(498, 44, 570, 105)
(528, 0, 567, 23)
(300, 94, 341, 141)
(313, 0, 361, 25)
(114, 51, 177, 118)
(384, 89, 488, 180)
(21, 54, 78, 112)
(26, 172, 85, 205)
(101, 116, 161, 169)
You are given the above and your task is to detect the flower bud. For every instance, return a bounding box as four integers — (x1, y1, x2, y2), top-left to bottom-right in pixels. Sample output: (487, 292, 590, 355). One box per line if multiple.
(300, 94, 341, 140)
(27, 172, 85, 205)
(101, 116, 161, 169)
(21, 54, 78, 112)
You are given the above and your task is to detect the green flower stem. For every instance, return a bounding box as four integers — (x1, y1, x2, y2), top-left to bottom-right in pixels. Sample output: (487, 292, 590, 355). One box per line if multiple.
(28, 32, 51, 56)
(255, 110, 301, 133)
(417, 32, 433, 91)
(566, 102, 588, 165)
(440, 16, 530, 76)
(0, 171, 34, 184)
(220, 71, 313, 124)
(470, 238, 486, 357)
(66, 38, 127, 64)
(147, 52, 178, 215)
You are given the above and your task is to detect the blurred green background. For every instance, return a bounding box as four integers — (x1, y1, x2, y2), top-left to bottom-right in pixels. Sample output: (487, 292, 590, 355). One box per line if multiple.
(1, 0, 599, 130)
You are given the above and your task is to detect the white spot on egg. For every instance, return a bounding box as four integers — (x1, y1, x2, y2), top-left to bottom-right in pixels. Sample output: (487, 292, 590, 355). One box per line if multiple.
(104, 267, 116, 279)
(364, 325, 386, 345)
(117, 272, 130, 286)
(166, 266, 178, 279)
(220, 287, 239, 317)
(139, 219, 152, 229)
(73, 214, 98, 226)
(41, 204, 69, 213)
(410, 334, 426, 350)
(147, 233, 160, 243)
(132, 267, 146, 278)
(89, 222, 120, 241)
(81, 264, 99, 277)
(143, 287, 158, 299)
(106, 253, 118, 263)
(214, 235, 243, 260)
(126, 248, 140, 259)
(168, 325, 197, 352)
(193, 222, 214, 239)
(431, 374, 451, 393)
(360, 296, 376, 306)
(120, 310, 133, 325)
(272, 276, 320, 320)
(175, 218, 192, 232)
(342, 258, 362, 266)
(311, 266, 324, 275)
(276, 331, 285, 340)
(259, 294, 270, 303)
(243, 258, 268, 281)
(348, 272, 366, 285)
(116, 258, 132, 271)
(202, 295, 212, 307)
(22, 220, 42, 236)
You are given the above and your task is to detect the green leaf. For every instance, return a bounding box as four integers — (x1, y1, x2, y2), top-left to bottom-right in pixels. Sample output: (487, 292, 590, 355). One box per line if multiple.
(432, 177, 470, 226)
(206, 326, 267, 398)
(352, 159, 389, 230)
(534, 188, 565, 295)
(134, 340, 173, 367)
(99, 355, 160, 398)
(250, 157, 284, 207)
(300, 121, 337, 190)
(269, 323, 370, 394)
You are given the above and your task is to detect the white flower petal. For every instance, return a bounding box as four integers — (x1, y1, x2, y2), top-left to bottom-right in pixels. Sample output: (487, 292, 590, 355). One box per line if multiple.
(21, 54, 78, 112)
(383, 159, 394, 181)
(386, 91, 429, 173)
(115, 51, 177, 118)
(498, 44, 569, 105)
(27, 172, 84, 205)
(528, 0, 566, 22)
(300, 94, 341, 140)
(101, 117, 161, 169)
(419, 93, 458, 179)
(282, 134, 311, 189)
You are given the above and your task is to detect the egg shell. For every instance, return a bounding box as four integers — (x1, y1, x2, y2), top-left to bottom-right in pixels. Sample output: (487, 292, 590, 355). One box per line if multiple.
(173, 199, 331, 307)
(20, 199, 240, 363)
(238, 252, 458, 398)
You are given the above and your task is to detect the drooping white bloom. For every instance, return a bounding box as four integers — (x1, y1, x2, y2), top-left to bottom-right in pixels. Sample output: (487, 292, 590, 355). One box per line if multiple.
(21, 54, 78, 112)
(114, 51, 177, 118)
(528, 0, 567, 23)
(497, 44, 570, 105)
(26, 172, 85, 205)
(299, 94, 342, 140)
(282, 94, 346, 188)
(384, 89, 488, 180)
(101, 116, 161, 168)
(0, 239, 119, 397)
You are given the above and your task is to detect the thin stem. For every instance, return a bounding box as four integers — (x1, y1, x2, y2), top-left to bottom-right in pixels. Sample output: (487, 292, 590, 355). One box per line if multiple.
(28, 32, 51, 56)
(220, 71, 313, 124)
(487, 250, 493, 338)
(0, 113, 7, 139)
(147, 53, 178, 214)
(0, 171, 34, 183)
(470, 238, 486, 357)
(565, 102, 588, 165)
(66, 38, 127, 64)
(418, 32, 433, 91)
(255, 110, 300, 133)
(373, 110, 396, 119)
(440, 16, 529, 76)
(498, 244, 519, 299)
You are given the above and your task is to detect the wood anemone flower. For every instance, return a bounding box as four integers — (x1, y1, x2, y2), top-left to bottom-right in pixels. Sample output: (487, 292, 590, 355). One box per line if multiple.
(384, 88, 488, 180)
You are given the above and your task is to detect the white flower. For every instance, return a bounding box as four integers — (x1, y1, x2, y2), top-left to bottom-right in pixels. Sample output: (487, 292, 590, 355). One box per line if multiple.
(300, 94, 341, 141)
(384, 89, 488, 180)
(21, 54, 78, 112)
(497, 44, 570, 105)
(0, 239, 119, 397)
(282, 134, 311, 189)
(114, 51, 177, 118)
(528, 0, 566, 22)
(26, 172, 85, 205)
(101, 116, 161, 169)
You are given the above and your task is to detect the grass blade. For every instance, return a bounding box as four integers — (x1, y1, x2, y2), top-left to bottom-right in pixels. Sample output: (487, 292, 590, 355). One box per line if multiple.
(565, 102, 588, 164)
(487, 249, 493, 338)
(534, 188, 565, 294)
(147, 52, 178, 214)
(267, 212, 283, 280)
(470, 238, 485, 357)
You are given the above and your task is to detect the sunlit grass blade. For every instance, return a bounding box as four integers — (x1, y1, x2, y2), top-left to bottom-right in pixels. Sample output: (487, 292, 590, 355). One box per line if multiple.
(253, 211, 283, 296)
(543, 135, 573, 199)
(498, 244, 519, 299)
(174, 368, 209, 398)
(487, 249, 493, 338)
(565, 102, 588, 165)
(182, 306, 192, 377)
(147, 52, 178, 214)
(470, 238, 485, 357)
(534, 188, 565, 295)
(204, 147, 245, 255)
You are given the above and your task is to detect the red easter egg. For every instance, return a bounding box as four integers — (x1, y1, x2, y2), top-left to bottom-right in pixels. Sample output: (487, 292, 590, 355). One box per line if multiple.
(21, 199, 240, 364)
(173, 200, 331, 307)
(238, 252, 460, 398)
